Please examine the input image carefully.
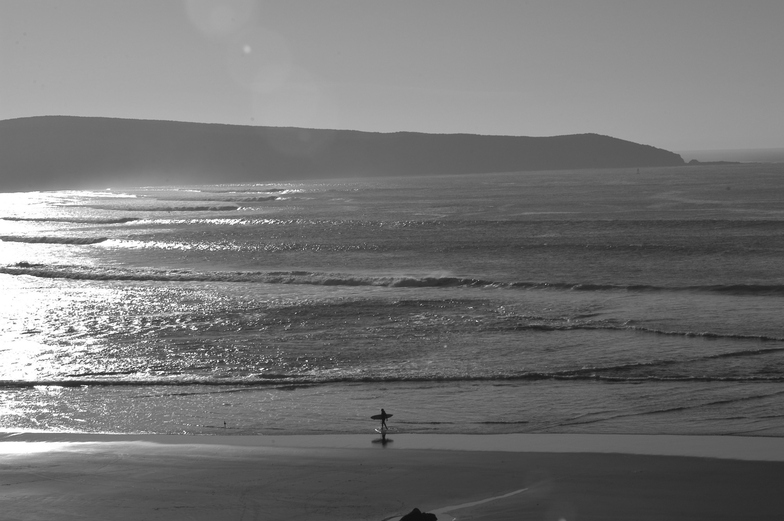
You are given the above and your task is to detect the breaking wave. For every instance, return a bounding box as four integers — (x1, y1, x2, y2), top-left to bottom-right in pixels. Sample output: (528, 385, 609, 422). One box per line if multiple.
(1, 216, 139, 224)
(152, 195, 278, 203)
(503, 321, 784, 342)
(0, 236, 108, 245)
(509, 281, 784, 296)
(83, 204, 241, 212)
(0, 263, 491, 286)
(3, 370, 784, 389)
(3, 262, 784, 296)
(165, 187, 288, 194)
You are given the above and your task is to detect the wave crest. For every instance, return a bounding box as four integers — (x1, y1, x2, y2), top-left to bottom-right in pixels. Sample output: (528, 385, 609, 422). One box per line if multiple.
(0, 263, 492, 287)
(0, 235, 108, 245)
(510, 281, 784, 296)
(3, 371, 784, 389)
(83, 204, 240, 212)
(1, 216, 139, 224)
(3, 262, 784, 296)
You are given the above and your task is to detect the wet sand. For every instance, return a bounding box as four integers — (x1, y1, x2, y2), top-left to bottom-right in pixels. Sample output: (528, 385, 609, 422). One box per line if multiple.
(2, 433, 783, 520)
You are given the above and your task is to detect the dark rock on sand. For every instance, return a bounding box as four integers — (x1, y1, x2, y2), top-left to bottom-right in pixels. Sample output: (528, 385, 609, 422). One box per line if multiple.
(399, 507, 438, 520)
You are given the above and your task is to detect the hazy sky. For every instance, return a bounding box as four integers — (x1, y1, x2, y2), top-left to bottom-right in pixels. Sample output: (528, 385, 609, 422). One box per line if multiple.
(2, 0, 782, 151)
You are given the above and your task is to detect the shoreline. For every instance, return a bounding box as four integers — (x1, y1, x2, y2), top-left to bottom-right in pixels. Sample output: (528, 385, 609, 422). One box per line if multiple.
(4, 431, 784, 461)
(3, 432, 784, 520)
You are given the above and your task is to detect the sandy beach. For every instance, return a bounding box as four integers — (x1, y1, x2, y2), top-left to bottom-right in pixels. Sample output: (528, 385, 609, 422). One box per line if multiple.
(2, 432, 783, 520)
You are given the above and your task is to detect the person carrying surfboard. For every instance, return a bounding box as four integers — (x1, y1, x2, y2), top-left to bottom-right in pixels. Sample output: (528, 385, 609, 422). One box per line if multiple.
(371, 409, 391, 430)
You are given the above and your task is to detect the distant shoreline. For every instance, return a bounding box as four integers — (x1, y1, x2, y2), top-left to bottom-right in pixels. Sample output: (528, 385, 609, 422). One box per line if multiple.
(679, 148, 784, 164)
(1, 116, 684, 192)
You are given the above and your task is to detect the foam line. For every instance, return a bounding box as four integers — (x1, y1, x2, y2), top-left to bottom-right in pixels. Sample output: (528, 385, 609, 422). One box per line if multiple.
(433, 487, 529, 515)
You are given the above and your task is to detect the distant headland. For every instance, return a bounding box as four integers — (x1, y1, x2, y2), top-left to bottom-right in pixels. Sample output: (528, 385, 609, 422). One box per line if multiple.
(0, 116, 685, 192)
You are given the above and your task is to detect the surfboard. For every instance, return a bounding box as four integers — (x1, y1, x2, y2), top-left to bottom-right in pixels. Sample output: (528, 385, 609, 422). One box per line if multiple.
(371, 413, 392, 420)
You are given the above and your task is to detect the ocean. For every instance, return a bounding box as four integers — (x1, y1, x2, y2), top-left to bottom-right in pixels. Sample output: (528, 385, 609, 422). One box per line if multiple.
(1, 163, 783, 437)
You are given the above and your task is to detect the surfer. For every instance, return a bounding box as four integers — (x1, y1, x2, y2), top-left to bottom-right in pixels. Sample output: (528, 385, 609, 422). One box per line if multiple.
(371, 409, 392, 434)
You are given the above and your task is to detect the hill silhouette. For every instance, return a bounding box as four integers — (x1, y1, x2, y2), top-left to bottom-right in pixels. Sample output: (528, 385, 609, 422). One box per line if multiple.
(0, 116, 684, 192)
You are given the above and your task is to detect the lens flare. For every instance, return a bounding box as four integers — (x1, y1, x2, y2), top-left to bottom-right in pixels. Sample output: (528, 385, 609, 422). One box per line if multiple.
(227, 28, 292, 94)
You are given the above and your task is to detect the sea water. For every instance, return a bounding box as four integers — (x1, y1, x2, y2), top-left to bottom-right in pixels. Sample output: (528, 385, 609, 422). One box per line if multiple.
(1, 164, 783, 436)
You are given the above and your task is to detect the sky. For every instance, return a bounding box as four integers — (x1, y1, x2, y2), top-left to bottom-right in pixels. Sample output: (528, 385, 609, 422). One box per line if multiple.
(1, 0, 782, 152)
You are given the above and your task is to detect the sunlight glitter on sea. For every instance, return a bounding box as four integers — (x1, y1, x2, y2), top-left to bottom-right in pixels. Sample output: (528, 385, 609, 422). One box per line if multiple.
(2, 167, 784, 436)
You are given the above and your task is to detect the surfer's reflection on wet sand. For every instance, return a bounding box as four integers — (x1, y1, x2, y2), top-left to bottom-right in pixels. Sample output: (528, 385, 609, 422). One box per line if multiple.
(372, 435, 393, 446)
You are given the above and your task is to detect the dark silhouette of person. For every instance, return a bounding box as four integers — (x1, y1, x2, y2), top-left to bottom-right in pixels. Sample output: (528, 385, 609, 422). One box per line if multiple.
(380, 408, 389, 429)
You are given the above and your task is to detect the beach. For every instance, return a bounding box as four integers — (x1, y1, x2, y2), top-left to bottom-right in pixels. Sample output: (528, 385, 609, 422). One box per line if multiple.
(2, 432, 784, 520)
